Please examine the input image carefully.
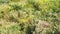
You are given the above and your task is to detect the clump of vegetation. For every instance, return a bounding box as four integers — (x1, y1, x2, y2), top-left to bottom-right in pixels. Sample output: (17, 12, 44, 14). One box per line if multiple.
(0, 0, 60, 34)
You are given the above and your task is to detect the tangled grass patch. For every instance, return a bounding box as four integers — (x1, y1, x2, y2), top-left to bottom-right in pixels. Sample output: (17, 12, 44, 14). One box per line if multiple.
(0, 0, 60, 34)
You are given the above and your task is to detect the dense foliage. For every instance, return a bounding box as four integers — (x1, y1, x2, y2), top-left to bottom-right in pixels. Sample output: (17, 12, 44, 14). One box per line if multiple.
(0, 0, 60, 34)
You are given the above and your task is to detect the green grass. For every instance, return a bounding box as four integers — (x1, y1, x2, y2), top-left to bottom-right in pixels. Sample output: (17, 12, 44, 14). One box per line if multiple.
(0, 0, 60, 34)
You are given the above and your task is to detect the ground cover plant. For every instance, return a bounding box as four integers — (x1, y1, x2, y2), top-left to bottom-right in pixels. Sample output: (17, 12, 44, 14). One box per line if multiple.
(0, 0, 60, 34)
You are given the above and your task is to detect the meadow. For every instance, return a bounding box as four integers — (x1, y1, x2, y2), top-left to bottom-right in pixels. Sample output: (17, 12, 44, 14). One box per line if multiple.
(0, 0, 60, 34)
